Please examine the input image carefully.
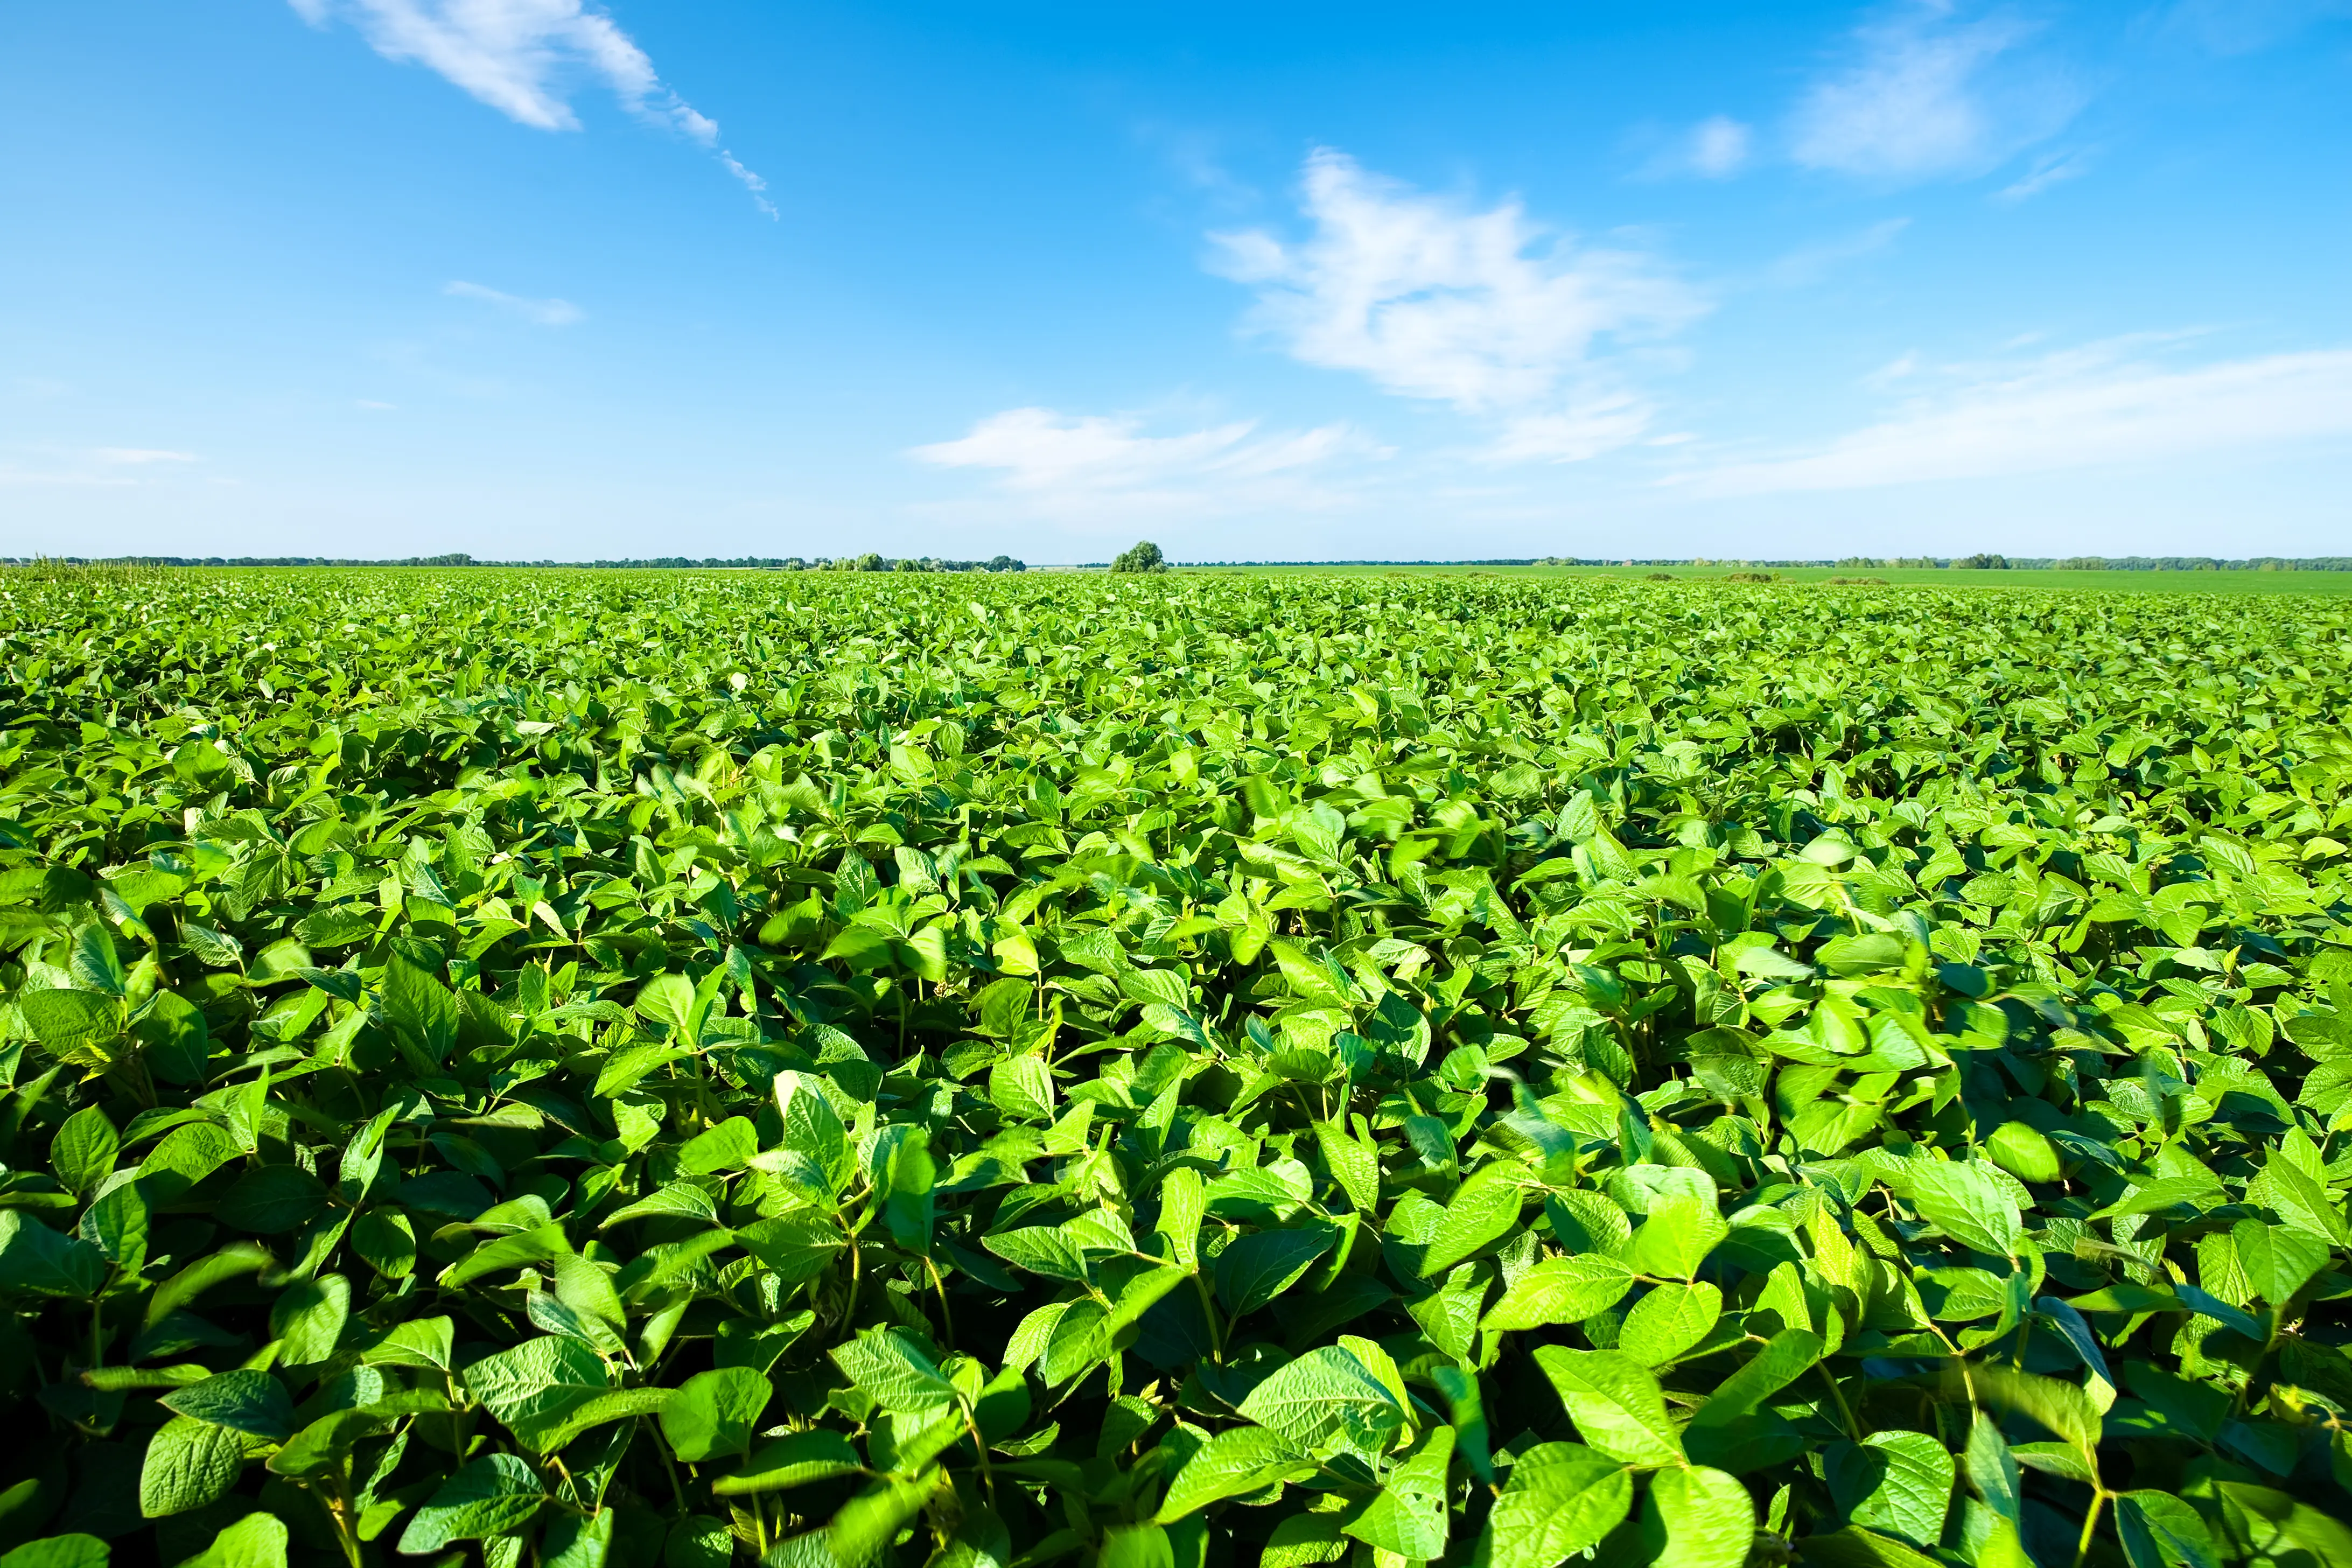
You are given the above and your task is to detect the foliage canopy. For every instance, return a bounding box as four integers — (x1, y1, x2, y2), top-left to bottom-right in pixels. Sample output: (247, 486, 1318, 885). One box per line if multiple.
(0, 568, 2348, 1568)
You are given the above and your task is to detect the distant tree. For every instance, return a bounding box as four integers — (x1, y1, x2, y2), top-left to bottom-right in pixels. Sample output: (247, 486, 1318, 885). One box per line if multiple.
(1110, 541, 1168, 574)
(1954, 554, 2011, 570)
(986, 555, 1024, 573)
(842, 552, 887, 572)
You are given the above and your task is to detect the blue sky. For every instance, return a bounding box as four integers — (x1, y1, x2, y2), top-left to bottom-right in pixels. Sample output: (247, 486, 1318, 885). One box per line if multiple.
(3, 1, 2348, 562)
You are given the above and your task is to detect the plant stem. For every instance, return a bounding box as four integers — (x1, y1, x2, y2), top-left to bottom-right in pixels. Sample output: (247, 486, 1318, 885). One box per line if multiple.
(2074, 1489, 2108, 1568)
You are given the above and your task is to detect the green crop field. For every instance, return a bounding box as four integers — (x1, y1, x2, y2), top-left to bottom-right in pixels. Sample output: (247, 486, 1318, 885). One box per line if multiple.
(2, 566, 2349, 1568)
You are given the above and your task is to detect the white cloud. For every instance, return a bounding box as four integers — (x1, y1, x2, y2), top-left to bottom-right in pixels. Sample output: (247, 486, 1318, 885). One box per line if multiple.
(292, 1, 770, 207)
(2157, 0, 2352, 55)
(910, 407, 1380, 520)
(1790, 5, 2077, 181)
(1994, 147, 2094, 202)
(1684, 339, 2352, 495)
(444, 279, 583, 325)
(1762, 218, 1910, 288)
(718, 150, 778, 220)
(93, 448, 199, 465)
(1633, 115, 1755, 180)
(1209, 149, 1704, 460)
(1686, 116, 1755, 178)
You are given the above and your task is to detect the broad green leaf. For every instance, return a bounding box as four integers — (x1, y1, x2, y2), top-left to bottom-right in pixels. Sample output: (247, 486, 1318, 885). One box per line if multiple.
(2116, 1491, 2221, 1568)
(714, 1431, 868, 1496)
(269, 1272, 350, 1366)
(50, 1107, 118, 1194)
(396, 1453, 545, 1552)
(1234, 1344, 1406, 1457)
(1423, 1166, 1527, 1275)
(1618, 1282, 1723, 1367)
(1827, 1432, 1954, 1546)
(0, 1541, 108, 1568)
(1155, 1426, 1317, 1521)
(1478, 1444, 1634, 1568)
(159, 1369, 296, 1440)
(1532, 1348, 1683, 1467)
(0, 1210, 106, 1299)
(1618, 1185, 1728, 1279)
(464, 1336, 657, 1453)
(1906, 1160, 2022, 1259)
(1343, 1425, 1454, 1560)
(1642, 1465, 1755, 1568)
(1482, 1255, 1636, 1332)
(660, 1366, 772, 1463)
(1215, 1223, 1338, 1316)
(178, 1517, 287, 1568)
(138, 1417, 245, 1517)
(830, 1328, 957, 1417)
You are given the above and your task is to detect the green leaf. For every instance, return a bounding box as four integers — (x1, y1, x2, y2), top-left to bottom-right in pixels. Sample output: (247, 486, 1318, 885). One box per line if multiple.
(1906, 1160, 2022, 1258)
(1312, 1118, 1380, 1214)
(1827, 1433, 1953, 1547)
(1618, 1282, 1723, 1367)
(736, 1213, 845, 1283)
(2213, 1483, 2352, 1568)
(50, 1107, 118, 1195)
(770, 1072, 851, 1196)
(827, 1473, 940, 1566)
(159, 1369, 296, 1440)
(1234, 1344, 1406, 1457)
(1155, 1426, 1317, 1521)
(659, 1366, 772, 1463)
(1795, 1527, 1944, 1568)
(1618, 1183, 1728, 1279)
(76, 1180, 147, 1273)
(2116, 1491, 2221, 1568)
(1484, 1255, 1639, 1332)
(1984, 1122, 2060, 1185)
(677, 1117, 759, 1175)
(1422, 1166, 1527, 1276)
(464, 1336, 662, 1453)
(542, 1510, 615, 1568)
(1478, 1444, 1634, 1568)
(0, 1210, 106, 1299)
(1215, 1223, 1338, 1317)
(1532, 1347, 1684, 1467)
(1962, 1412, 2021, 1527)
(381, 954, 459, 1067)
(20, 989, 124, 1052)
(396, 1452, 545, 1552)
(138, 1416, 245, 1517)
(988, 1055, 1054, 1122)
(714, 1431, 868, 1496)
(1099, 1523, 1174, 1568)
(0, 1541, 108, 1568)
(1642, 1465, 1756, 1568)
(1973, 1366, 2101, 1471)
(178, 1515, 288, 1568)
(830, 1328, 957, 1417)
(2230, 1217, 2327, 1306)
(1343, 1425, 1454, 1560)
(269, 1272, 350, 1366)
(217, 1166, 328, 1234)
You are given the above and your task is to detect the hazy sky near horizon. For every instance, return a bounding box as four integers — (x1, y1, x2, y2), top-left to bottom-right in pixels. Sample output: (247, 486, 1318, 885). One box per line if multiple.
(4, 1, 2349, 561)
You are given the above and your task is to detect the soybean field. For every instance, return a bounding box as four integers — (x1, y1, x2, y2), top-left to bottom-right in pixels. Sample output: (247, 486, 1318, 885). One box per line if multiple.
(1, 568, 2349, 1568)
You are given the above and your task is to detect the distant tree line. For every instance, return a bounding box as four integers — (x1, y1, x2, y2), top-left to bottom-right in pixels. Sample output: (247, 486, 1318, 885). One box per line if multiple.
(13, 551, 2349, 573)
(1826, 556, 2352, 571)
(3, 553, 1028, 572)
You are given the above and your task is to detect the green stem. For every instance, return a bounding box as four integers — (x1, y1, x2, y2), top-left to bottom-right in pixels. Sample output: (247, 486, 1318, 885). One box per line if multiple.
(1819, 1364, 1863, 1440)
(2074, 1490, 2108, 1568)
